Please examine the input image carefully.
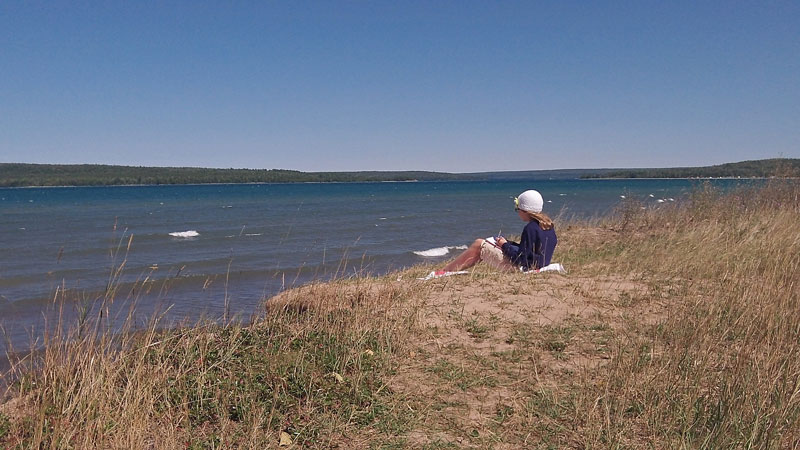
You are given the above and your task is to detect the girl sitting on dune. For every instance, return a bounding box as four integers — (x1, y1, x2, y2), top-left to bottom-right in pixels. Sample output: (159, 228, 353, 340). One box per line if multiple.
(437, 189, 557, 274)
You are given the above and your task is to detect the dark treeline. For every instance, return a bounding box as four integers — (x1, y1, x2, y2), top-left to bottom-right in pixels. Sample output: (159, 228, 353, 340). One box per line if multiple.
(1, 159, 797, 187)
(582, 158, 800, 179)
(0, 164, 473, 187)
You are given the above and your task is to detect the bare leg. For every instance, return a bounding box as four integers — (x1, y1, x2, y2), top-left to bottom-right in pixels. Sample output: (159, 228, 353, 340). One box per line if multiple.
(442, 239, 484, 272)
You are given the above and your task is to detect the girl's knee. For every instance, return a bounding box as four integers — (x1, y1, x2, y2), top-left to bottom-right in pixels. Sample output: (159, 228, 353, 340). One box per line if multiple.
(473, 238, 484, 247)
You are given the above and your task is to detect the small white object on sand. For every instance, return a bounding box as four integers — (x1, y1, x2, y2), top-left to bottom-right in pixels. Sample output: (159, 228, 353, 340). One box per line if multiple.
(418, 270, 469, 281)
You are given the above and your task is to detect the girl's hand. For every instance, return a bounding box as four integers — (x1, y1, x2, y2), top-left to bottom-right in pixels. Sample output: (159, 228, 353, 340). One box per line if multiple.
(495, 236, 507, 247)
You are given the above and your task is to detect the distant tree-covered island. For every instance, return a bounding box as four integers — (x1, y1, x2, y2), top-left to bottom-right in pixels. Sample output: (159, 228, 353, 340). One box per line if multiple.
(0, 164, 473, 187)
(0, 158, 796, 187)
(581, 158, 799, 179)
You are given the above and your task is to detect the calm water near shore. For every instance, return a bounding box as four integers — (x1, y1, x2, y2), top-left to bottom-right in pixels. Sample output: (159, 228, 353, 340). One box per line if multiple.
(0, 178, 749, 355)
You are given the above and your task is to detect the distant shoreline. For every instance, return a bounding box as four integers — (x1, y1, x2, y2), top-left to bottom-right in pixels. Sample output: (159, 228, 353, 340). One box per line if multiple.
(1, 176, 785, 190)
(1, 158, 796, 188)
(0, 179, 435, 190)
(0, 177, 784, 190)
(583, 176, 776, 180)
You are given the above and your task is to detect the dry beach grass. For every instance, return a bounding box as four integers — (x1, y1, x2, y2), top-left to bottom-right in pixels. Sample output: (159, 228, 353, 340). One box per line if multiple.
(1, 179, 798, 448)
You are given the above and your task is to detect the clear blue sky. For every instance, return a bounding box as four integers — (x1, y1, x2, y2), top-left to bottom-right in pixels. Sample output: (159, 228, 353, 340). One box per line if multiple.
(1, 1, 798, 172)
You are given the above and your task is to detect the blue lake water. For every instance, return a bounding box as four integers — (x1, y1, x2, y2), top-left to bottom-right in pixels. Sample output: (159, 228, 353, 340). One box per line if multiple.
(0, 178, 747, 355)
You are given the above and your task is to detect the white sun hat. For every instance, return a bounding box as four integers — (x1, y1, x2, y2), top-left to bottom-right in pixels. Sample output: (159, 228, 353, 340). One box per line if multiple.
(515, 190, 544, 213)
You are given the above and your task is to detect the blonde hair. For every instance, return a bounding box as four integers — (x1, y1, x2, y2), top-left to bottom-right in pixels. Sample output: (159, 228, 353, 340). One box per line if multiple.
(522, 210, 554, 230)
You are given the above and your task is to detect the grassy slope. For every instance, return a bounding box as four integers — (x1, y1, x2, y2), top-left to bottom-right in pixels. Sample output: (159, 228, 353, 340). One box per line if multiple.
(1, 180, 798, 448)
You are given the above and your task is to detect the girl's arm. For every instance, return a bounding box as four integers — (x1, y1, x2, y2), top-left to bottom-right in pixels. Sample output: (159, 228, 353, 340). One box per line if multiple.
(505, 223, 541, 271)
(501, 233, 528, 269)
(516, 229, 535, 271)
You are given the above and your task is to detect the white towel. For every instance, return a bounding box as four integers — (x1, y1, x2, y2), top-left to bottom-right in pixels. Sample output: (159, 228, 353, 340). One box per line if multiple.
(417, 270, 470, 281)
(525, 263, 566, 274)
(418, 263, 565, 281)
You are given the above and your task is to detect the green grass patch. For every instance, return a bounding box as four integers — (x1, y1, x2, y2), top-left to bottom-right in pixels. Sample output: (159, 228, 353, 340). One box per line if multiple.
(0, 413, 9, 440)
(540, 325, 574, 357)
(464, 318, 491, 340)
(426, 358, 496, 391)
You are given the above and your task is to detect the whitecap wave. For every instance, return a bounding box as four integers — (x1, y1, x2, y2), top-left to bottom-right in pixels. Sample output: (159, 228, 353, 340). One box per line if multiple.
(169, 230, 200, 238)
(413, 245, 468, 257)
